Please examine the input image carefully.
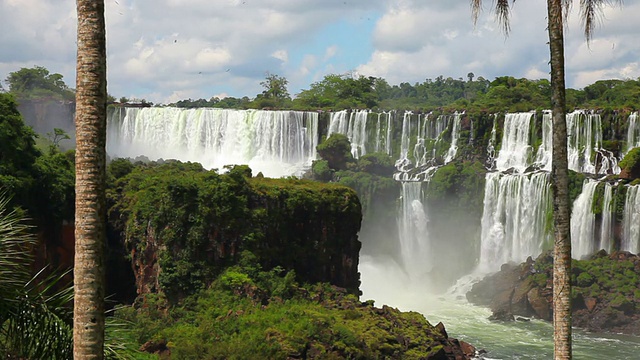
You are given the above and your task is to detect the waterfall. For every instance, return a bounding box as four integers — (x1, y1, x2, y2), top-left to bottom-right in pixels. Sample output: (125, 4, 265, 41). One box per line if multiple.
(486, 115, 498, 170)
(478, 112, 553, 272)
(599, 183, 614, 253)
(534, 111, 553, 171)
(386, 111, 393, 156)
(375, 113, 382, 153)
(622, 185, 640, 253)
(443, 113, 462, 164)
(570, 180, 598, 259)
(479, 172, 551, 272)
(625, 112, 640, 155)
(398, 182, 432, 279)
(327, 109, 369, 158)
(566, 110, 620, 175)
(106, 107, 318, 178)
(495, 112, 534, 173)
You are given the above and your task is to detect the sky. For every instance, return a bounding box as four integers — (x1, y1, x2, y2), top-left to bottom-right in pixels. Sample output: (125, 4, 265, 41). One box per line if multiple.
(0, 0, 637, 104)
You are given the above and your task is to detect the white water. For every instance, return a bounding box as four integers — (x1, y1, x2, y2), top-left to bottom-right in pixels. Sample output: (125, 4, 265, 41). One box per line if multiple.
(534, 111, 553, 171)
(479, 113, 552, 272)
(398, 182, 432, 283)
(622, 185, 640, 253)
(486, 115, 498, 170)
(566, 110, 620, 175)
(327, 109, 369, 158)
(599, 183, 614, 253)
(479, 172, 551, 272)
(394, 112, 459, 181)
(495, 112, 535, 173)
(625, 112, 640, 154)
(443, 113, 462, 164)
(106, 107, 318, 178)
(570, 180, 599, 259)
(359, 256, 640, 360)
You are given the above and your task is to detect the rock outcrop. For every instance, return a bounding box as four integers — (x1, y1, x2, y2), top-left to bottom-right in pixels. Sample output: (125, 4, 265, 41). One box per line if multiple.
(467, 250, 640, 335)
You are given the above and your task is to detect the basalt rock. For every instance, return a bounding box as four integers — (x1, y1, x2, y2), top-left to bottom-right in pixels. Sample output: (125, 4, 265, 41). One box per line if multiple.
(467, 250, 640, 335)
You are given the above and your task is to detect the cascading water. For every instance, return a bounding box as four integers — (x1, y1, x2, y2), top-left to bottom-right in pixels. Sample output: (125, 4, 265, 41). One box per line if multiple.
(394, 112, 457, 181)
(106, 107, 318, 178)
(478, 112, 552, 272)
(327, 109, 369, 158)
(486, 115, 498, 170)
(566, 110, 620, 175)
(398, 182, 432, 281)
(443, 113, 462, 164)
(570, 180, 599, 259)
(479, 172, 551, 272)
(622, 185, 640, 253)
(625, 112, 640, 154)
(494, 112, 535, 173)
(534, 111, 553, 171)
(599, 182, 614, 253)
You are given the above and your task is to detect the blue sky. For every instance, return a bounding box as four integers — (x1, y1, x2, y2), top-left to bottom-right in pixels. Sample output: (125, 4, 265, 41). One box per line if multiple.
(0, 0, 637, 104)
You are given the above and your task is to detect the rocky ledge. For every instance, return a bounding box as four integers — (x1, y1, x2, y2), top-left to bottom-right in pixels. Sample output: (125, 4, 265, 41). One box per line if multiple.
(467, 250, 640, 335)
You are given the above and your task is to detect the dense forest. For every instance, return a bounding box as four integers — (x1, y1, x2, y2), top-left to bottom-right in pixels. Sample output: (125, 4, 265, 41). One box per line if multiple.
(4, 65, 640, 113)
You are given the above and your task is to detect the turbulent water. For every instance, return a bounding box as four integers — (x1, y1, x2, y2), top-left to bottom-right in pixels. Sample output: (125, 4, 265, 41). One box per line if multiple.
(359, 257, 640, 360)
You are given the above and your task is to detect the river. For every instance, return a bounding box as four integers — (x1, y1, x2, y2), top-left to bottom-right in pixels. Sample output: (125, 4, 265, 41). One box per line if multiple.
(359, 256, 640, 359)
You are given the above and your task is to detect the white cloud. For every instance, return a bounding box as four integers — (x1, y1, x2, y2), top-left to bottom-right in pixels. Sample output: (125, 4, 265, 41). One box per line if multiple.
(0, 0, 634, 103)
(271, 50, 289, 63)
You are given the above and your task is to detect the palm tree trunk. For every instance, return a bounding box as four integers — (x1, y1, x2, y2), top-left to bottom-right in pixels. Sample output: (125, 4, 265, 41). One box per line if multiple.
(547, 1, 572, 359)
(73, 1, 107, 359)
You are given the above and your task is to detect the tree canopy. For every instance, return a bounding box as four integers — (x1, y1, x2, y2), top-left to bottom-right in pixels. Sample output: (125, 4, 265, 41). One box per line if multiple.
(4, 66, 75, 102)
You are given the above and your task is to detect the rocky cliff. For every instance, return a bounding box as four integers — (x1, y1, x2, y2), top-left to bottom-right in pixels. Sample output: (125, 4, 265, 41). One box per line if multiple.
(108, 161, 362, 302)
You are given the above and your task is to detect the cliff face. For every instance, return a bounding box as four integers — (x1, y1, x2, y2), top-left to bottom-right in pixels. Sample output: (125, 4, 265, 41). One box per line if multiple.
(108, 162, 362, 302)
(17, 99, 75, 138)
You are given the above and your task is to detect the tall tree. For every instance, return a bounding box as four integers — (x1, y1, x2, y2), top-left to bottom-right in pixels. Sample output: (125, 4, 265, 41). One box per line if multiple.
(470, 1, 621, 359)
(73, 1, 107, 359)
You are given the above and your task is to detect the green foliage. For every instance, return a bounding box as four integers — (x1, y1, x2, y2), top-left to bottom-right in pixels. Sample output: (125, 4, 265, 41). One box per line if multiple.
(316, 133, 355, 171)
(356, 152, 395, 176)
(0, 93, 74, 225)
(116, 259, 451, 359)
(110, 162, 362, 302)
(294, 73, 378, 109)
(255, 73, 291, 109)
(567, 170, 586, 207)
(619, 147, 640, 177)
(311, 159, 333, 181)
(4, 66, 74, 101)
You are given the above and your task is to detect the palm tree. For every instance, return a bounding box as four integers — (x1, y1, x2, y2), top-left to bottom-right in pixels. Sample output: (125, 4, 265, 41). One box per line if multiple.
(471, 1, 621, 359)
(74, 1, 108, 359)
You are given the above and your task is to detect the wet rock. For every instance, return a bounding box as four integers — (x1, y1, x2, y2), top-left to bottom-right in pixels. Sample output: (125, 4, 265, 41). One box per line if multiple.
(489, 308, 514, 322)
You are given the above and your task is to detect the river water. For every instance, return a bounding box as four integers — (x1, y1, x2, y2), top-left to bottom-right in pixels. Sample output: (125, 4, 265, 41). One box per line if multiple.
(359, 256, 640, 359)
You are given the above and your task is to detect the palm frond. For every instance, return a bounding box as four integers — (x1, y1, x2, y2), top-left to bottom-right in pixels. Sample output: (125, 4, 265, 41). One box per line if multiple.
(580, 0, 623, 41)
(0, 195, 36, 299)
(470, 0, 513, 35)
(495, 0, 512, 35)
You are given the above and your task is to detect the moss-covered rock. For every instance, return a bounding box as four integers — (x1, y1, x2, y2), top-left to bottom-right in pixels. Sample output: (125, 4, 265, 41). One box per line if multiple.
(620, 147, 640, 180)
(116, 259, 478, 359)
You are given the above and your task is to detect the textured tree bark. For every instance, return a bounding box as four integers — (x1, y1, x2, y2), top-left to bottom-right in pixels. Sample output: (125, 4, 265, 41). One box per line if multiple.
(547, 1, 572, 359)
(73, 1, 107, 359)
